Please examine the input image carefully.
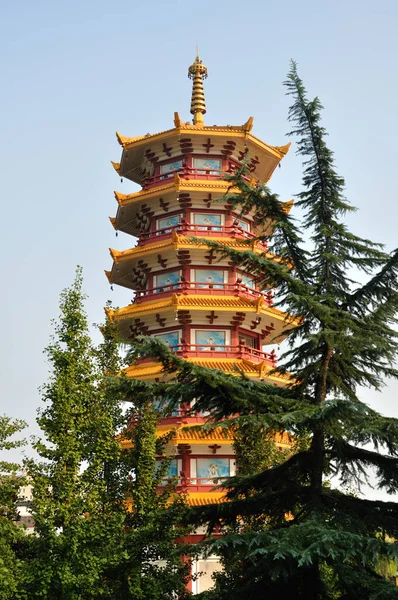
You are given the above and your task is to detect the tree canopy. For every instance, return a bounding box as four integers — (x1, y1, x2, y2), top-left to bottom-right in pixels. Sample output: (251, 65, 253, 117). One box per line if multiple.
(123, 62, 398, 599)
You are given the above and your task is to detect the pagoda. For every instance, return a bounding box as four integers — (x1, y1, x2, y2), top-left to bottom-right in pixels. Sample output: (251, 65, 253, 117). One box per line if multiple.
(107, 55, 294, 593)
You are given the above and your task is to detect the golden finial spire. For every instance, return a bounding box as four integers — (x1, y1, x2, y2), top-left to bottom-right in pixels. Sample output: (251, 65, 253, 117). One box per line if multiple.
(188, 52, 208, 126)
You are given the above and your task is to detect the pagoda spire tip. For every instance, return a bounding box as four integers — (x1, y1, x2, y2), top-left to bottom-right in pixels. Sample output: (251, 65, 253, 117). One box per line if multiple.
(188, 52, 208, 126)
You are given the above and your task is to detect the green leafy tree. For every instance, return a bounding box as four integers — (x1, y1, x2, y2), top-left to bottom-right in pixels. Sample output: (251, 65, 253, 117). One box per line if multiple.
(113, 377, 195, 600)
(22, 269, 192, 598)
(0, 415, 27, 600)
(24, 268, 126, 599)
(124, 61, 398, 599)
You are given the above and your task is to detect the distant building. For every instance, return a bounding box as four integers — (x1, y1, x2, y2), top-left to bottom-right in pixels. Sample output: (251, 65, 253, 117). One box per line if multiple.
(16, 477, 35, 534)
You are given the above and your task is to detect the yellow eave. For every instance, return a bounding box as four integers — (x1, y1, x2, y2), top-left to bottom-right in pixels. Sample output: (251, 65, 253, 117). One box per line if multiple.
(113, 183, 293, 209)
(186, 492, 226, 506)
(120, 422, 290, 448)
(123, 357, 292, 385)
(114, 121, 290, 161)
(108, 234, 286, 262)
(113, 178, 234, 207)
(107, 294, 299, 327)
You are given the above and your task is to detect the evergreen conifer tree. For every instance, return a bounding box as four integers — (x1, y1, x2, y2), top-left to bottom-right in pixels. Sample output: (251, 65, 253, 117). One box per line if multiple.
(123, 63, 398, 599)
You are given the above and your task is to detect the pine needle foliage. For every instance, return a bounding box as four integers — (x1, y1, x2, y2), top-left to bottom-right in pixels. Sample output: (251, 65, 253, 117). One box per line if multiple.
(122, 62, 398, 599)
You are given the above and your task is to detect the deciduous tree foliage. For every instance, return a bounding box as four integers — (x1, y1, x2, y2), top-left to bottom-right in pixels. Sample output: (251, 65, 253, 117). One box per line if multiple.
(124, 62, 398, 599)
(24, 268, 125, 599)
(22, 268, 192, 599)
(0, 415, 27, 600)
(113, 390, 193, 600)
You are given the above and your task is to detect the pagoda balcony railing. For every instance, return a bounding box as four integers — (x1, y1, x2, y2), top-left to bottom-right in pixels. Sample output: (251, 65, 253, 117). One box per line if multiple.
(137, 223, 267, 247)
(158, 477, 229, 488)
(154, 408, 209, 421)
(170, 343, 277, 365)
(143, 166, 228, 190)
(136, 344, 276, 364)
(134, 281, 274, 305)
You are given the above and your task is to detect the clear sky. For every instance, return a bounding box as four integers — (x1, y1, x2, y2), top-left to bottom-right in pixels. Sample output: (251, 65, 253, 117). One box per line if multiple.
(1, 0, 397, 482)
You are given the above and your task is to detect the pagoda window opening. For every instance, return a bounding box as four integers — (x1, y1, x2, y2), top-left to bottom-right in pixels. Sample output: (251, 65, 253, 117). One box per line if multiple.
(156, 214, 182, 235)
(192, 329, 229, 352)
(154, 330, 182, 352)
(232, 216, 251, 232)
(237, 272, 256, 291)
(153, 270, 182, 293)
(238, 332, 259, 350)
(158, 158, 184, 179)
(192, 268, 228, 290)
(192, 156, 222, 175)
(192, 212, 223, 231)
(152, 395, 181, 417)
(191, 398, 211, 417)
(192, 557, 223, 595)
(155, 458, 182, 486)
(156, 155, 225, 183)
(190, 457, 236, 485)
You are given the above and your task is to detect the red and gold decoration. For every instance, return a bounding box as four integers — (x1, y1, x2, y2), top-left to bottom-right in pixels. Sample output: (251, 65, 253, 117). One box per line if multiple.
(107, 55, 294, 522)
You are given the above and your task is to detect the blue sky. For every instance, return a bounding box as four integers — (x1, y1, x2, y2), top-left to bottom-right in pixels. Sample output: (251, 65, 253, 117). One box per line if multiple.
(1, 0, 397, 465)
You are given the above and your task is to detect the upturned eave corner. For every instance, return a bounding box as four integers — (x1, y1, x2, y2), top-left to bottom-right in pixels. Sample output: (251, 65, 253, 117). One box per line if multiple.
(243, 116, 254, 132)
(174, 112, 182, 127)
(116, 131, 143, 148)
(274, 141, 291, 157)
(104, 304, 114, 319)
(284, 199, 294, 214)
(114, 190, 127, 204)
(111, 161, 120, 174)
(115, 131, 126, 147)
(109, 247, 121, 260)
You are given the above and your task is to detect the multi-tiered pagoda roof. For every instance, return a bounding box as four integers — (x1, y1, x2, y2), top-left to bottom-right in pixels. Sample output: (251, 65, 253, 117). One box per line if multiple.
(107, 55, 293, 522)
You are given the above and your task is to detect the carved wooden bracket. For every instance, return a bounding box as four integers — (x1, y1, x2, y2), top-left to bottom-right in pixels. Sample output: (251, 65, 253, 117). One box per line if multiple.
(206, 311, 218, 325)
(202, 138, 214, 153)
(162, 142, 173, 157)
(208, 444, 222, 454)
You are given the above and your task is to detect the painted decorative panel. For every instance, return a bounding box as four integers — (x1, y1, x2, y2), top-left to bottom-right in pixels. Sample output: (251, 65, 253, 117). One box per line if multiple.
(154, 270, 181, 291)
(235, 218, 250, 231)
(156, 459, 178, 485)
(195, 330, 226, 351)
(193, 213, 222, 231)
(239, 274, 255, 289)
(153, 396, 180, 417)
(154, 331, 180, 350)
(157, 214, 181, 232)
(193, 158, 221, 174)
(194, 269, 226, 289)
(197, 458, 230, 484)
(160, 160, 183, 175)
